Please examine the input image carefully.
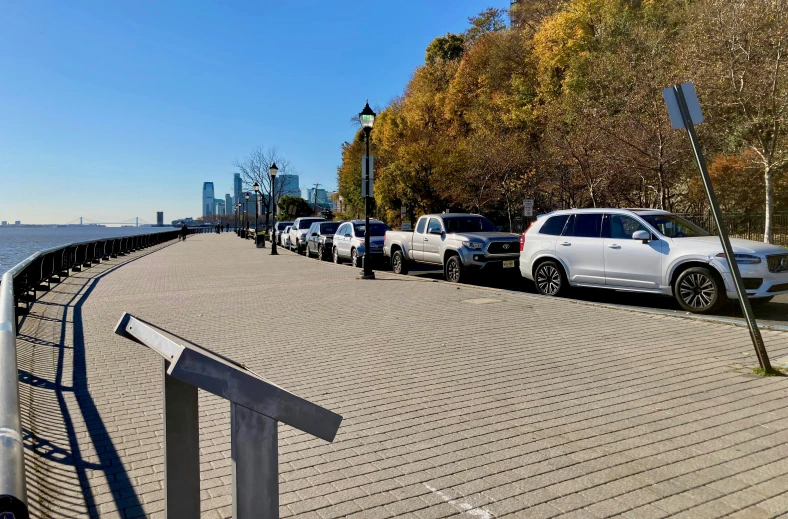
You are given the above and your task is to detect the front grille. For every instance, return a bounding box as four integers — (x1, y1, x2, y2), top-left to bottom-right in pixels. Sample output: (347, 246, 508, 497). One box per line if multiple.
(767, 254, 788, 272)
(743, 278, 763, 290)
(487, 242, 519, 255)
(768, 282, 788, 293)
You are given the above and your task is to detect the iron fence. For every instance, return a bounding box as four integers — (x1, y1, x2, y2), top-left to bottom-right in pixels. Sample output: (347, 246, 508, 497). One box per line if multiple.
(677, 212, 788, 246)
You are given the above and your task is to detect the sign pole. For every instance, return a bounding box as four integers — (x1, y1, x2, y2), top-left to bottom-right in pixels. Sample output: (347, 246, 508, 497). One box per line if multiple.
(669, 84, 772, 372)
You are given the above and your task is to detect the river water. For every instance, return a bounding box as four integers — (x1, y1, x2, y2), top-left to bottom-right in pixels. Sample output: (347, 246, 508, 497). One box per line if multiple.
(0, 226, 174, 274)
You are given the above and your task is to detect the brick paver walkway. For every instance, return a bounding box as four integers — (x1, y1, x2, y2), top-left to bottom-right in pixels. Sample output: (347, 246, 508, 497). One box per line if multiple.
(16, 233, 788, 518)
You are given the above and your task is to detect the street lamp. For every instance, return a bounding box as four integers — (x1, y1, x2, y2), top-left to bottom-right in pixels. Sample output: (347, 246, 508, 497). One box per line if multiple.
(236, 203, 241, 237)
(359, 101, 376, 279)
(244, 192, 250, 239)
(253, 182, 260, 245)
(270, 162, 279, 255)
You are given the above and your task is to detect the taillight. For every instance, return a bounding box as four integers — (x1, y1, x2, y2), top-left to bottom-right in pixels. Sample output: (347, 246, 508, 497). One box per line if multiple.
(520, 233, 526, 251)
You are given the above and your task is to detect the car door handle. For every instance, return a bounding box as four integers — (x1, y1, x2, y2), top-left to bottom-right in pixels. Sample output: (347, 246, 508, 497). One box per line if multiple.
(423, 237, 429, 241)
(608, 244, 621, 249)
(559, 242, 571, 246)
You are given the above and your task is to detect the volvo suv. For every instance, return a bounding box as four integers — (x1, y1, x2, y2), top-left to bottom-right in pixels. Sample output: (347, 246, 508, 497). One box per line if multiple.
(520, 208, 788, 313)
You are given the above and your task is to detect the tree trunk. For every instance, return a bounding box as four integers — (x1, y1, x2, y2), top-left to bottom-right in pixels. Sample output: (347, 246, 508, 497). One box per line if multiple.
(764, 165, 774, 243)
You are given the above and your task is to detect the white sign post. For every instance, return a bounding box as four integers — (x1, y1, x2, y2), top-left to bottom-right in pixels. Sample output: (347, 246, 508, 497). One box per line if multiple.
(523, 199, 534, 217)
(663, 82, 772, 373)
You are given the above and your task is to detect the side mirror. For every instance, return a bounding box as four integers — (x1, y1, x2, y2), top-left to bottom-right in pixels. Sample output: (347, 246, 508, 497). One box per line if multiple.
(632, 230, 650, 243)
(429, 229, 443, 235)
(311, 232, 318, 237)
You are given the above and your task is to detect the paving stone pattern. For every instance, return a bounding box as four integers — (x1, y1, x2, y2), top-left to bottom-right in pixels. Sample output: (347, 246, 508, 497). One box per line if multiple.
(15, 233, 788, 518)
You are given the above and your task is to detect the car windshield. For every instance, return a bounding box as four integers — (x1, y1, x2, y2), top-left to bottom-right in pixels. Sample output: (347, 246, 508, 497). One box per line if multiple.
(354, 223, 391, 237)
(276, 222, 292, 230)
(320, 223, 339, 234)
(640, 214, 710, 238)
(298, 219, 322, 229)
(443, 216, 497, 233)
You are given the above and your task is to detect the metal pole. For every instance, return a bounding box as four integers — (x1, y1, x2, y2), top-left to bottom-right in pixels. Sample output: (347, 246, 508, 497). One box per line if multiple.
(270, 178, 278, 255)
(673, 85, 772, 372)
(163, 364, 200, 519)
(255, 197, 259, 242)
(0, 272, 29, 519)
(231, 403, 279, 519)
(362, 129, 374, 279)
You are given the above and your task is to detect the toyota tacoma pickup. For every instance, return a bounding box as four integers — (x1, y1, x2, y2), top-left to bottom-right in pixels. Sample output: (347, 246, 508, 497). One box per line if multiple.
(383, 213, 520, 283)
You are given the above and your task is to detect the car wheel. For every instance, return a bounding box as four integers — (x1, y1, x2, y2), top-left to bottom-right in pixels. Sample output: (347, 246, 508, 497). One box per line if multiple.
(333, 247, 342, 264)
(534, 260, 565, 296)
(351, 248, 360, 268)
(675, 266, 725, 314)
(392, 250, 408, 275)
(444, 255, 464, 283)
(317, 245, 324, 261)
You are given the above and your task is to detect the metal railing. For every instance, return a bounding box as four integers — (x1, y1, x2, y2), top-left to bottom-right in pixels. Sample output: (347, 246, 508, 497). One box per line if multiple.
(677, 212, 788, 246)
(0, 229, 182, 518)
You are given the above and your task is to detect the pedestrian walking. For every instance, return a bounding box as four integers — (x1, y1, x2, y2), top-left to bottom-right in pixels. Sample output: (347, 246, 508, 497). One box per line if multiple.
(180, 224, 188, 241)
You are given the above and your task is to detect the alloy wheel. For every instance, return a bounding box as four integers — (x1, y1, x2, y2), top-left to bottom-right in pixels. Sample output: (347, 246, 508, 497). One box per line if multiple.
(447, 258, 460, 282)
(536, 265, 561, 295)
(392, 253, 401, 273)
(351, 249, 358, 267)
(317, 245, 323, 261)
(679, 273, 715, 310)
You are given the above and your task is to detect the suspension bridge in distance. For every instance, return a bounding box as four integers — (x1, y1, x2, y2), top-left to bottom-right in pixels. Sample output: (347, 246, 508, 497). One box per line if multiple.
(63, 217, 154, 227)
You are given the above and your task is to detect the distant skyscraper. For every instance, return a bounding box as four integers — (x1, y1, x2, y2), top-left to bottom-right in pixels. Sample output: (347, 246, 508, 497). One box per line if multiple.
(203, 182, 215, 216)
(156, 212, 164, 226)
(279, 175, 301, 198)
(225, 194, 233, 214)
(233, 173, 242, 206)
(215, 200, 226, 215)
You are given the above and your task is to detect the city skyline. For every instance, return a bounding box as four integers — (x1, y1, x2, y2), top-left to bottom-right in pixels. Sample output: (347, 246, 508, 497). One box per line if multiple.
(0, 1, 494, 223)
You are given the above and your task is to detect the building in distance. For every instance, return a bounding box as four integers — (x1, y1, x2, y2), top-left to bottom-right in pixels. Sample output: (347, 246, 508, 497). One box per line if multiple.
(203, 182, 215, 216)
(156, 212, 164, 226)
(233, 173, 242, 207)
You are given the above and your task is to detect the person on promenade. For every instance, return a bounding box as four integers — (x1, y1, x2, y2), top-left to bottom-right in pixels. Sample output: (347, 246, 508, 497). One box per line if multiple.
(180, 224, 188, 241)
(225, 223, 229, 232)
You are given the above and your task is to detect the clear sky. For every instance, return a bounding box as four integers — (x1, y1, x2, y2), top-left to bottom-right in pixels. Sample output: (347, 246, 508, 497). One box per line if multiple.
(0, 0, 500, 224)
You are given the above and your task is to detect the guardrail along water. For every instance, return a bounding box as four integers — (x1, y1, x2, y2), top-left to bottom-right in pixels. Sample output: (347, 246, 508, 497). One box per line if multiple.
(0, 229, 195, 518)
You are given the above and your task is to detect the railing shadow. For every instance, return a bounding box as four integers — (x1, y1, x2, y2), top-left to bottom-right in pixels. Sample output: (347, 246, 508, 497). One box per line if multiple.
(18, 243, 174, 517)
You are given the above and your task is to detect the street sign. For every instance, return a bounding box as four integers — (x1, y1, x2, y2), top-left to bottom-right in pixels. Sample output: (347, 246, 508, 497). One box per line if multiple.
(362, 156, 374, 180)
(401, 205, 407, 217)
(362, 177, 374, 197)
(662, 82, 772, 373)
(523, 199, 534, 217)
(662, 82, 703, 129)
(402, 222, 412, 231)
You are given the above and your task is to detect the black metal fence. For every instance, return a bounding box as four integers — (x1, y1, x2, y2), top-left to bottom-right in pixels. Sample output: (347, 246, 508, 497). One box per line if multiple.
(677, 212, 788, 246)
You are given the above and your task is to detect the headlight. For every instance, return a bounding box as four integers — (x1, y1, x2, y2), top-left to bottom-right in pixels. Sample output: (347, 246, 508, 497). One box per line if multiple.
(463, 241, 484, 250)
(716, 253, 761, 264)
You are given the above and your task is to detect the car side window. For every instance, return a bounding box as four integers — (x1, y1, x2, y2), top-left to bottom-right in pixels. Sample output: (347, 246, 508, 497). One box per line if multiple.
(337, 224, 345, 236)
(539, 215, 570, 235)
(427, 218, 442, 234)
(416, 218, 426, 234)
(344, 225, 352, 237)
(567, 214, 602, 238)
(608, 215, 649, 240)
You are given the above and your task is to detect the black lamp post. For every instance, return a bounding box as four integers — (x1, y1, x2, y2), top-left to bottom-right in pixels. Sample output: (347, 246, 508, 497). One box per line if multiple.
(236, 203, 241, 237)
(244, 192, 250, 239)
(253, 182, 260, 244)
(359, 101, 376, 279)
(270, 162, 279, 255)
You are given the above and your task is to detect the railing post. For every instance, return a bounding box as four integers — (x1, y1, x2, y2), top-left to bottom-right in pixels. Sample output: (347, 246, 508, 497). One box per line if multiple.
(163, 362, 200, 519)
(231, 403, 279, 519)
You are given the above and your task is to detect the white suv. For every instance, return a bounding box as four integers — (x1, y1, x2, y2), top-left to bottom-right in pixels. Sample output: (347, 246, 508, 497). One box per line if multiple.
(520, 208, 788, 313)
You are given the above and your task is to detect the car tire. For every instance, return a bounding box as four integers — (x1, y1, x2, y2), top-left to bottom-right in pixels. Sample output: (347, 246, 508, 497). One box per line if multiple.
(317, 245, 324, 261)
(351, 248, 361, 268)
(444, 254, 464, 283)
(392, 250, 408, 275)
(333, 247, 342, 264)
(674, 266, 725, 314)
(534, 260, 566, 296)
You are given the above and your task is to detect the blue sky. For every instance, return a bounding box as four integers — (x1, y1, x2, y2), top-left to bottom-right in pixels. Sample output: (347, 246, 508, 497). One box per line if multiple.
(0, 0, 500, 224)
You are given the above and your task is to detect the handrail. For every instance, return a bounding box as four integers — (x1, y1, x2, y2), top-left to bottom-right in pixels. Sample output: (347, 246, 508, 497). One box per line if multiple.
(0, 229, 181, 518)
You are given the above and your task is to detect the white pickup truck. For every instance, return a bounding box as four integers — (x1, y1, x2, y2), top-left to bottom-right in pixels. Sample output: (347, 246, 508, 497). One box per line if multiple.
(383, 213, 521, 283)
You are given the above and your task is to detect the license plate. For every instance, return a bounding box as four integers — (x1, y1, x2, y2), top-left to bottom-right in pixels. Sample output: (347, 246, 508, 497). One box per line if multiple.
(503, 260, 515, 268)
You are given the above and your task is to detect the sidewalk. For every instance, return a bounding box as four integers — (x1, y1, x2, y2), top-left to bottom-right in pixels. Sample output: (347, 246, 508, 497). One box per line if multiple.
(17, 233, 788, 518)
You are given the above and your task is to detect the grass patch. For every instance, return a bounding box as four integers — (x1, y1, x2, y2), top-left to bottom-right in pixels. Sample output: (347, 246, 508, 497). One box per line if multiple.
(752, 366, 788, 376)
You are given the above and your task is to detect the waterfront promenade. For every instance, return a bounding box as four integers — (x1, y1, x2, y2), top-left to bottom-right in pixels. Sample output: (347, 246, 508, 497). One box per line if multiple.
(16, 233, 788, 518)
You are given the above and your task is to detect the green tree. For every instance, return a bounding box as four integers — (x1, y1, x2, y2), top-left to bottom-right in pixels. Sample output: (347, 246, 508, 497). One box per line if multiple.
(278, 195, 314, 218)
(425, 33, 465, 64)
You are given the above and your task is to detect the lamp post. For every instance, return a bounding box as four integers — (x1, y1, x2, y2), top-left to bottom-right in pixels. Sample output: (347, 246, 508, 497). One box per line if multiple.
(234, 203, 238, 236)
(244, 192, 250, 239)
(359, 102, 376, 279)
(253, 182, 260, 245)
(270, 162, 279, 255)
(236, 203, 241, 237)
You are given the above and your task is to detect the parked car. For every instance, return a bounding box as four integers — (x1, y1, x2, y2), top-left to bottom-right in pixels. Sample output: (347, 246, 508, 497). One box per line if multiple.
(384, 213, 520, 283)
(333, 220, 391, 267)
(288, 217, 326, 254)
(520, 208, 788, 313)
(281, 226, 293, 249)
(271, 221, 294, 245)
(306, 221, 341, 260)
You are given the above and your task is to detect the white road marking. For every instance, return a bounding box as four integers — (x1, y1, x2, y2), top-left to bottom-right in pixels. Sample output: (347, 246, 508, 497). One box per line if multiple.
(423, 483, 495, 518)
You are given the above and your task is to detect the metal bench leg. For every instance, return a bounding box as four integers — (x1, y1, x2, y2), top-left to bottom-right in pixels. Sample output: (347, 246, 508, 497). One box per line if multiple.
(163, 365, 200, 519)
(232, 403, 279, 518)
